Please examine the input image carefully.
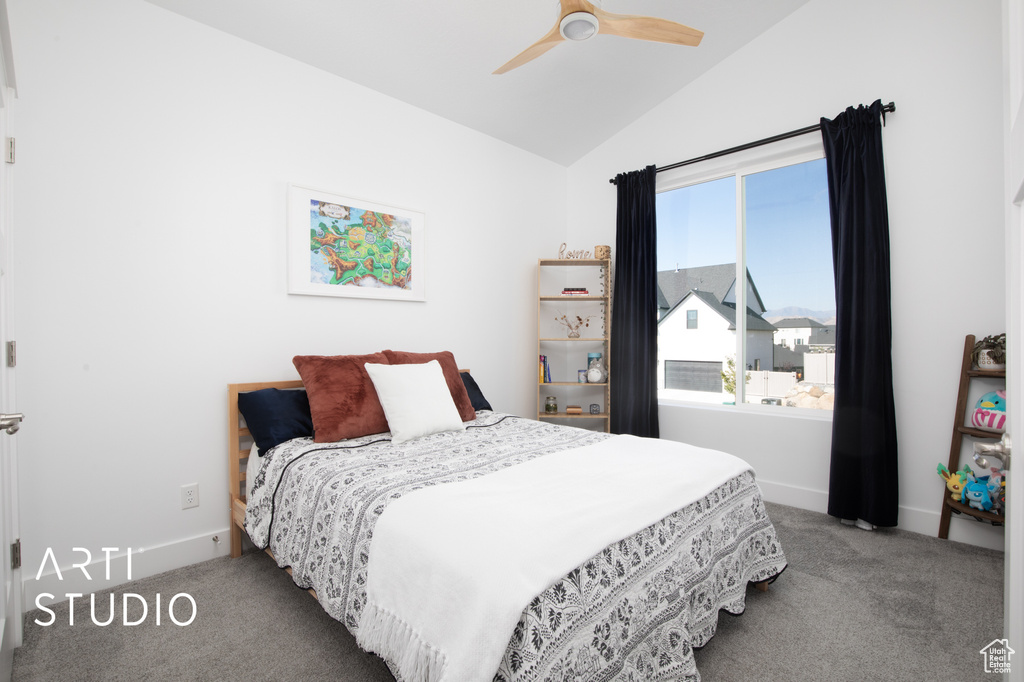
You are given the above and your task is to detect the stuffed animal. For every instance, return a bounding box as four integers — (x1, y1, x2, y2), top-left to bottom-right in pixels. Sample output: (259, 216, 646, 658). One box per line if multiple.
(937, 463, 969, 501)
(971, 390, 1007, 432)
(962, 479, 994, 512)
(986, 470, 1006, 513)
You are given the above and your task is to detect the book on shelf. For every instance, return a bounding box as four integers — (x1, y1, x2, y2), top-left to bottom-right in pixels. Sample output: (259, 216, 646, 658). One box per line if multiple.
(561, 288, 589, 295)
(538, 355, 551, 383)
(565, 405, 583, 414)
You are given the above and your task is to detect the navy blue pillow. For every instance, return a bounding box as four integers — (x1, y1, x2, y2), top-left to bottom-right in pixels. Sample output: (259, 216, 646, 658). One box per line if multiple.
(237, 388, 313, 456)
(460, 372, 492, 412)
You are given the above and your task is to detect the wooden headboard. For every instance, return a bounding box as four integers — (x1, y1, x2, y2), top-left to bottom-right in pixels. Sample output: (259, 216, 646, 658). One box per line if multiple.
(227, 380, 303, 558)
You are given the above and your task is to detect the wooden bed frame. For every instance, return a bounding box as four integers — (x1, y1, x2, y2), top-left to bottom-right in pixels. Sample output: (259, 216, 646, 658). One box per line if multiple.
(227, 380, 317, 594)
(226, 379, 769, 599)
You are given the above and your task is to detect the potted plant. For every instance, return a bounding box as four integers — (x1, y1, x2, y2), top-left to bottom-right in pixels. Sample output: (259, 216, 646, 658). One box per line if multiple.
(972, 333, 1006, 371)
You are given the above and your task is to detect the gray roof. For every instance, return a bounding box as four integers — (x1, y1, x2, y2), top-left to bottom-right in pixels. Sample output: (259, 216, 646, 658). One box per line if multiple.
(772, 317, 826, 329)
(809, 325, 837, 345)
(657, 264, 767, 314)
(665, 289, 777, 332)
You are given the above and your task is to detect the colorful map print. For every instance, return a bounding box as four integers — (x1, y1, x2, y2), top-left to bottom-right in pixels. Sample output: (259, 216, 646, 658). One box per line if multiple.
(308, 200, 413, 289)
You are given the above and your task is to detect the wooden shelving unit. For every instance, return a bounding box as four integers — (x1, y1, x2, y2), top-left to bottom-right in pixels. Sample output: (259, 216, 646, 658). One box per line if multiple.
(937, 334, 1006, 538)
(537, 258, 611, 432)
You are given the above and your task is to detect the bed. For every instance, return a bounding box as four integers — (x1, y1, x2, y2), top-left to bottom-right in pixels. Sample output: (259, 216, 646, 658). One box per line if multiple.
(227, 352, 787, 682)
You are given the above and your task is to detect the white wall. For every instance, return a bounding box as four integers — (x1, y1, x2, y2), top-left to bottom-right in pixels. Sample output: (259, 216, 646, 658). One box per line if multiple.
(9, 0, 568, 600)
(567, 0, 1007, 548)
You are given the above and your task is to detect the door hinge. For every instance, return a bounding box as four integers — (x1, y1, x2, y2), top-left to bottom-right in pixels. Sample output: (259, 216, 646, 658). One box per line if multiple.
(5, 137, 13, 164)
(10, 538, 20, 570)
(6, 340, 14, 367)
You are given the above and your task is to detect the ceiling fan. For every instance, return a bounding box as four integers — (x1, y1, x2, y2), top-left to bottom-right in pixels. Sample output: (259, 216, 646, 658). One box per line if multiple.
(493, 0, 703, 74)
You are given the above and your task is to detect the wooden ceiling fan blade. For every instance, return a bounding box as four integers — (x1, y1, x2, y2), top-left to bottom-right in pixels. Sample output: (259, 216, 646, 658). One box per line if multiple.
(493, 25, 564, 74)
(595, 9, 703, 46)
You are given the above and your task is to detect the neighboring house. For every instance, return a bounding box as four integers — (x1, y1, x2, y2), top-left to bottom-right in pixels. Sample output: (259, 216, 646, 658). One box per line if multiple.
(657, 265, 776, 402)
(658, 264, 768, 320)
(772, 320, 837, 384)
(809, 324, 837, 349)
(773, 317, 827, 349)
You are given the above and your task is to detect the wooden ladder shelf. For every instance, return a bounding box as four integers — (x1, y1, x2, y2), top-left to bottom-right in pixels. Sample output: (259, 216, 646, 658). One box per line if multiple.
(937, 334, 1005, 538)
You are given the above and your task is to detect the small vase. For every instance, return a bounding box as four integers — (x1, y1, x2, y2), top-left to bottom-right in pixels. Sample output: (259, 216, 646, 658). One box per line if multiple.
(567, 329, 581, 339)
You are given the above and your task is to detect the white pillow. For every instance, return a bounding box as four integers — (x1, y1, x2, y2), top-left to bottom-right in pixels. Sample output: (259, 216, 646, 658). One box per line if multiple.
(364, 360, 467, 444)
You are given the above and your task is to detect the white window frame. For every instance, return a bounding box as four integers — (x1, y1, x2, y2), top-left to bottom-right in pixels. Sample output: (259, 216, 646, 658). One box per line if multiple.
(656, 133, 833, 421)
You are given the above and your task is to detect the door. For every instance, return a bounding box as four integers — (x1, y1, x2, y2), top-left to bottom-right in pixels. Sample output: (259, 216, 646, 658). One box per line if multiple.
(0, 81, 16, 682)
(0, 5, 16, 676)
(1005, 1, 1023, 680)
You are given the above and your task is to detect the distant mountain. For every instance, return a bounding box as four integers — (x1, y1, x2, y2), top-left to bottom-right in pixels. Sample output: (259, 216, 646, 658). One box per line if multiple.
(763, 307, 836, 325)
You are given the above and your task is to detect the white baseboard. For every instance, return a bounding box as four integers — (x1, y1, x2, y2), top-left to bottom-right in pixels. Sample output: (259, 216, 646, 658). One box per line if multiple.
(757, 480, 1004, 551)
(23, 528, 231, 609)
(758, 478, 828, 513)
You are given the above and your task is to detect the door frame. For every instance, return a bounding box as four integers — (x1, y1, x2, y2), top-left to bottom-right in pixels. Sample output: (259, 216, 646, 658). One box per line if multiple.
(1003, 1, 1023, 680)
(0, 1, 17, 677)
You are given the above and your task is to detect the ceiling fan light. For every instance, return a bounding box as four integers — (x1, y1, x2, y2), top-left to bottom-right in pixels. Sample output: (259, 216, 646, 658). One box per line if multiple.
(559, 12, 599, 41)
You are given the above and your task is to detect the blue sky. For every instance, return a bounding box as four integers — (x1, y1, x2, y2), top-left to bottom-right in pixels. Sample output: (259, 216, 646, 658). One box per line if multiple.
(656, 158, 836, 313)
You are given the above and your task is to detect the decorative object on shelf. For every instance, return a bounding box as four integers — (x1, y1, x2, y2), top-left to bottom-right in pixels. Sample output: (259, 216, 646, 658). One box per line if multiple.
(287, 184, 424, 301)
(594, 245, 610, 260)
(545, 396, 558, 413)
(961, 479, 993, 512)
(586, 353, 606, 383)
(566, 405, 582, 414)
(971, 333, 1006, 370)
(556, 313, 597, 339)
(590, 404, 600, 415)
(936, 463, 969, 501)
(971, 390, 1006, 432)
(973, 440, 1009, 514)
(578, 370, 588, 383)
(557, 243, 592, 259)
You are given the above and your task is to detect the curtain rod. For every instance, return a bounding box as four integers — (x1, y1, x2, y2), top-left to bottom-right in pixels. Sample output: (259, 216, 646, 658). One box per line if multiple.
(609, 101, 895, 184)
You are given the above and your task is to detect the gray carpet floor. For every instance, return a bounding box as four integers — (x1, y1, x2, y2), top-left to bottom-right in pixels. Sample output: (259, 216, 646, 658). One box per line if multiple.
(12, 502, 1004, 681)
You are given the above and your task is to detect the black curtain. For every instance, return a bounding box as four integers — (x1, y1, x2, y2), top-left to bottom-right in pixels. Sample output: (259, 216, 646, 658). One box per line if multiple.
(821, 100, 898, 527)
(610, 165, 659, 438)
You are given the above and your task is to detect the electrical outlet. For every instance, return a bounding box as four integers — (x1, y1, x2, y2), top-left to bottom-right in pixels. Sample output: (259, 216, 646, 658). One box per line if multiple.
(181, 483, 199, 510)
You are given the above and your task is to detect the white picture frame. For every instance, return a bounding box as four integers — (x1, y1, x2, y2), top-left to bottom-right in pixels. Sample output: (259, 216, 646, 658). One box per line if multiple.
(287, 184, 425, 301)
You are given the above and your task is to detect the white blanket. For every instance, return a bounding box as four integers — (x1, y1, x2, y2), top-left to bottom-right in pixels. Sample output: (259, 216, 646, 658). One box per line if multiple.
(356, 434, 752, 682)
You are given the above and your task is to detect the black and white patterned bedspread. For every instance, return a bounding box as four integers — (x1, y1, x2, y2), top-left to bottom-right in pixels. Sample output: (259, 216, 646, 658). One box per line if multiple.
(245, 413, 787, 681)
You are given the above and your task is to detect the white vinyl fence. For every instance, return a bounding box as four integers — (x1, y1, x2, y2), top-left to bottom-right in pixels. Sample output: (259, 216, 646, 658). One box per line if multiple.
(745, 370, 798, 400)
(804, 353, 836, 384)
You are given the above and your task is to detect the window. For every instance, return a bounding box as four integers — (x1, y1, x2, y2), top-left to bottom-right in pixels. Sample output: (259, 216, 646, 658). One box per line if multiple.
(655, 136, 835, 412)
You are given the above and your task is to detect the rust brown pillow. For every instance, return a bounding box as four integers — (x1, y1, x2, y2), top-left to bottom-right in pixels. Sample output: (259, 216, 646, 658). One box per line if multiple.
(292, 352, 391, 442)
(382, 350, 476, 422)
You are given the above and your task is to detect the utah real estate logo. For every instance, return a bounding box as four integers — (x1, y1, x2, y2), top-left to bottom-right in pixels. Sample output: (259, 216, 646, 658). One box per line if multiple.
(979, 639, 1014, 674)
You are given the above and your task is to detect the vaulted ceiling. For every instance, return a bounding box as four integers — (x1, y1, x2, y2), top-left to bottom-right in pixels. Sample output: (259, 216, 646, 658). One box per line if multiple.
(144, 0, 812, 166)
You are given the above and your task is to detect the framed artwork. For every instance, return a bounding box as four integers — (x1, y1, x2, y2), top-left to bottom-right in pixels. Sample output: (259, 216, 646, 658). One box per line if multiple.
(287, 184, 425, 301)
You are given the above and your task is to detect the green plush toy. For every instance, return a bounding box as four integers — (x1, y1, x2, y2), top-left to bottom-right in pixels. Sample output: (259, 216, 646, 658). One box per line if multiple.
(936, 463, 970, 501)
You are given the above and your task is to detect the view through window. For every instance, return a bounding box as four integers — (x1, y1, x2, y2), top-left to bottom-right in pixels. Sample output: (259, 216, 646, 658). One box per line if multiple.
(656, 155, 836, 411)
